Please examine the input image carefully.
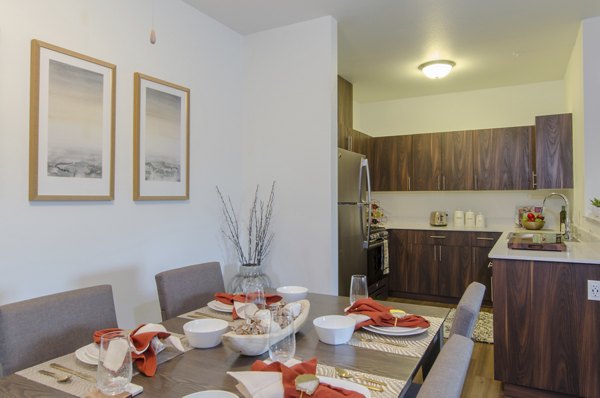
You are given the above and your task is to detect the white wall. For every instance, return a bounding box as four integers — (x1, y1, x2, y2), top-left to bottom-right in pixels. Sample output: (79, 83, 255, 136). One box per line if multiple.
(0, 0, 245, 327)
(355, 81, 566, 136)
(241, 17, 339, 294)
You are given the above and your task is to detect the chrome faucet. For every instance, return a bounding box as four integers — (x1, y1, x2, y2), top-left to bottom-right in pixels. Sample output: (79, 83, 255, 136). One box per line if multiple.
(542, 192, 571, 240)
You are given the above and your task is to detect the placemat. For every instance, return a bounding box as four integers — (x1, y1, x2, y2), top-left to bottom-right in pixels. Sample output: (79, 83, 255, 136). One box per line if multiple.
(347, 316, 444, 358)
(316, 362, 405, 398)
(16, 332, 192, 397)
(179, 306, 234, 322)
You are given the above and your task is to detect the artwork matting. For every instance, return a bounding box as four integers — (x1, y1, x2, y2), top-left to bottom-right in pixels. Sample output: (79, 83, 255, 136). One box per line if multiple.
(133, 73, 190, 200)
(29, 39, 116, 201)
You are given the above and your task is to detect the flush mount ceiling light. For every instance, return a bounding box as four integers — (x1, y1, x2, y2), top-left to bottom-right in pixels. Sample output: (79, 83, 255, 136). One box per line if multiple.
(418, 60, 456, 79)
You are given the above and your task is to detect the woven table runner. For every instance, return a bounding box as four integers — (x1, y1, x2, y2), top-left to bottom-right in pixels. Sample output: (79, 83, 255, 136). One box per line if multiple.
(179, 306, 235, 322)
(16, 332, 192, 397)
(347, 316, 444, 358)
(316, 362, 405, 398)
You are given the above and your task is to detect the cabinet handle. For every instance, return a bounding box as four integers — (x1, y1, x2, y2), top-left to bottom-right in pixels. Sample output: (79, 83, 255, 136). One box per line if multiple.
(347, 136, 353, 151)
(429, 235, 446, 239)
(437, 175, 441, 190)
(443, 176, 446, 190)
(531, 171, 536, 189)
(408, 176, 411, 191)
(474, 175, 478, 190)
(476, 237, 494, 241)
(439, 246, 442, 262)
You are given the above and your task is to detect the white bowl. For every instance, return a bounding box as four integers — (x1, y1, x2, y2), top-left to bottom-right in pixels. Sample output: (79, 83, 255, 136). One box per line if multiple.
(313, 315, 355, 345)
(183, 319, 229, 349)
(276, 286, 308, 302)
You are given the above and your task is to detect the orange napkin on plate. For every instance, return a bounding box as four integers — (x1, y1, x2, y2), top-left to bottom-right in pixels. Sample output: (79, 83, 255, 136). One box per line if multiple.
(94, 325, 172, 377)
(345, 298, 430, 330)
(251, 358, 365, 398)
(214, 292, 283, 319)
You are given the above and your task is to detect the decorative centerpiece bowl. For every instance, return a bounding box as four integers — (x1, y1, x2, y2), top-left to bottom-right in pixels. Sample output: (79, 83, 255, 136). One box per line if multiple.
(522, 220, 545, 230)
(221, 299, 310, 356)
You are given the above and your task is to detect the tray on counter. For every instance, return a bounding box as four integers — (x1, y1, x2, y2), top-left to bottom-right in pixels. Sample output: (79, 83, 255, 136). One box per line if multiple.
(507, 232, 567, 252)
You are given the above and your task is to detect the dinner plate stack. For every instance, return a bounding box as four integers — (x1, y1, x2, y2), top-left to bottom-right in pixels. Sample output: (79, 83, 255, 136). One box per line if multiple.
(207, 300, 233, 313)
(362, 324, 427, 336)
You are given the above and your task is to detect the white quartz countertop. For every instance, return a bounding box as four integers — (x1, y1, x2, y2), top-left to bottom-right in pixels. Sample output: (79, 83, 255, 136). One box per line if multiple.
(384, 219, 509, 233)
(488, 231, 600, 264)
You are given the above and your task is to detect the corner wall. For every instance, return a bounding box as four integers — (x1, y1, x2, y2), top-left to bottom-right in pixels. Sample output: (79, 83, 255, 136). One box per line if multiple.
(0, 0, 245, 327)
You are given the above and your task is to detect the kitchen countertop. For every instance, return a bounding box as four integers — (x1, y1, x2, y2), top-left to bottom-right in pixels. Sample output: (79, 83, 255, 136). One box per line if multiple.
(488, 231, 600, 264)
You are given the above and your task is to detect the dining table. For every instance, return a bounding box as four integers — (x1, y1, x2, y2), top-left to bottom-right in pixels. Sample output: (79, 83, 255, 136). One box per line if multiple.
(0, 292, 449, 398)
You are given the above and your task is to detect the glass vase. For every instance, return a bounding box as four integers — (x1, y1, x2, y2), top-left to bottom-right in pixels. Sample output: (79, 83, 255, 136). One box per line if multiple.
(227, 263, 272, 293)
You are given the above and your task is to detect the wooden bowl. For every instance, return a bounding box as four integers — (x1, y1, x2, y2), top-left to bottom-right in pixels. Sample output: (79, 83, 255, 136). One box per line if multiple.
(221, 299, 310, 356)
(522, 220, 545, 230)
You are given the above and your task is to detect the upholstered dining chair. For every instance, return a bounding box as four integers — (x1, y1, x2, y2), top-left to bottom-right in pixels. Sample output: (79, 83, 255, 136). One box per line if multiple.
(415, 334, 474, 398)
(0, 285, 118, 376)
(449, 281, 486, 339)
(155, 262, 225, 321)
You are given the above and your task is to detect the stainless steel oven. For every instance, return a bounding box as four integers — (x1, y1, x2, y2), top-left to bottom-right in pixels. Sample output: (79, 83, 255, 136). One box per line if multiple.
(366, 228, 389, 299)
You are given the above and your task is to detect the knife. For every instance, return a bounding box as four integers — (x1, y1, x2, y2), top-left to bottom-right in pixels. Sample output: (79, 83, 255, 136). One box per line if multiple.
(50, 363, 96, 383)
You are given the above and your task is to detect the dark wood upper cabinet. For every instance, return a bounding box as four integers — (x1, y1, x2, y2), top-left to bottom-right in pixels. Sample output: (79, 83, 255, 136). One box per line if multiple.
(473, 126, 533, 190)
(370, 135, 412, 191)
(350, 129, 371, 157)
(337, 76, 353, 149)
(442, 130, 474, 190)
(535, 113, 573, 189)
(412, 133, 443, 191)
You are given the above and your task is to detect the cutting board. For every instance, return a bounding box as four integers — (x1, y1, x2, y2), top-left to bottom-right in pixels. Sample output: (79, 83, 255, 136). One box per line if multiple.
(507, 233, 567, 252)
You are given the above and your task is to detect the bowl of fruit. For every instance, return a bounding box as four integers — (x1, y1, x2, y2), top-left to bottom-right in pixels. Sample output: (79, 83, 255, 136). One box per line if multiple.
(522, 212, 545, 230)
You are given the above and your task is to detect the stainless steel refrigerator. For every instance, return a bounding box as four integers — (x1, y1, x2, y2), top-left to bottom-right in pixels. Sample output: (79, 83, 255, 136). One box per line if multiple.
(338, 148, 372, 296)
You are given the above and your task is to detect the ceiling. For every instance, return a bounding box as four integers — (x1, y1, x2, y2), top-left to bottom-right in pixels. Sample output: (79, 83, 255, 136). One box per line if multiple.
(182, 0, 600, 103)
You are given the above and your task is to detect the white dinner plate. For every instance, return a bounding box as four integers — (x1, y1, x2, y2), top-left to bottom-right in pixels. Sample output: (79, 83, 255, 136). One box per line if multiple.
(75, 345, 98, 366)
(363, 325, 427, 336)
(318, 375, 371, 398)
(84, 343, 99, 360)
(368, 324, 419, 333)
(207, 300, 233, 313)
(183, 390, 238, 398)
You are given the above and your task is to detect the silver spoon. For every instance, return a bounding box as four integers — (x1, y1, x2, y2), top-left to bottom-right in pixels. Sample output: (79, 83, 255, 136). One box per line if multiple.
(38, 369, 72, 383)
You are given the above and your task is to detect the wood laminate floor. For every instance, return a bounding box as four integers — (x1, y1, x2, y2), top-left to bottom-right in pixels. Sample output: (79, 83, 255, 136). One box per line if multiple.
(388, 297, 503, 397)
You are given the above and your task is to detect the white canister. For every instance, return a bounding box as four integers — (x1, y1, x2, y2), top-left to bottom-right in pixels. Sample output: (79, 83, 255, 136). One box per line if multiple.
(476, 212, 486, 227)
(465, 210, 476, 227)
(454, 210, 465, 227)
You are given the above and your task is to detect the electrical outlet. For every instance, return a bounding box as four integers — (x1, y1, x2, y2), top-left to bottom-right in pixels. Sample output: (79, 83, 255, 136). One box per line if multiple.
(589, 280, 600, 301)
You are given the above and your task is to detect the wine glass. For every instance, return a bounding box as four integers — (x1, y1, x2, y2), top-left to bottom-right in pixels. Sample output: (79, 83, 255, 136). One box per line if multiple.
(349, 274, 368, 305)
(97, 331, 132, 395)
(268, 308, 295, 363)
(243, 283, 266, 321)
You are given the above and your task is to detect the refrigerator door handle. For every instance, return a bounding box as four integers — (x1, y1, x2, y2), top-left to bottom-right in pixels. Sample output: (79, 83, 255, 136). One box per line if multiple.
(361, 158, 372, 248)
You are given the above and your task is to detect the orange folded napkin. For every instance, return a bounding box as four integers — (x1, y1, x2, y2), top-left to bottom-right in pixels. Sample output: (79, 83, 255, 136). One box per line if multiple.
(214, 292, 283, 319)
(251, 358, 365, 398)
(94, 325, 173, 377)
(345, 298, 430, 330)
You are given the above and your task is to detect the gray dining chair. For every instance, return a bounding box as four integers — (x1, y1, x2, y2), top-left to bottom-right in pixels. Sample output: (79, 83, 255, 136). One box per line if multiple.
(449, 281, 486, 339)
(0, 285, 118, 376)
(155, 262, 225, 321)
(415, 334, 474, 398)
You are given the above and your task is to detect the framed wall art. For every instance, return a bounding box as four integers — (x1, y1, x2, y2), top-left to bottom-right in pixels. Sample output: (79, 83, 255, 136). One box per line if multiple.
(133, 73, 190, 200)
(29, 39, 116, 201)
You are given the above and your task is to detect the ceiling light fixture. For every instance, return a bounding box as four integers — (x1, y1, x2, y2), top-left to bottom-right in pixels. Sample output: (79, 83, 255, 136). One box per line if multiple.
(418, 60, 456, 79)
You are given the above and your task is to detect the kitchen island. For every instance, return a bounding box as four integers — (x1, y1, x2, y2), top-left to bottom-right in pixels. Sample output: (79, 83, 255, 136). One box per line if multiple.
(489, 232, 600, 398)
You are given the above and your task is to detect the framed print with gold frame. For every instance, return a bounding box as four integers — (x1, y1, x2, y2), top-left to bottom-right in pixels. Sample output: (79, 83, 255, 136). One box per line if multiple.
(29, 39, 116, 201)
(133, 73, 190, 200)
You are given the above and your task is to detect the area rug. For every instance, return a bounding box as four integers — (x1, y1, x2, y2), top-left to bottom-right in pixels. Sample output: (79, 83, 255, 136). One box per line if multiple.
(443, 308, 494, 344)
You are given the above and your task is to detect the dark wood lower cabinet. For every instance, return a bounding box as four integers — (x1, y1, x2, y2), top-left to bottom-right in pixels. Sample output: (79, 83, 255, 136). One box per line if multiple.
(408, 243, 438, 295)
(437, 245, 471, 297)
(493, 259, 600, 397)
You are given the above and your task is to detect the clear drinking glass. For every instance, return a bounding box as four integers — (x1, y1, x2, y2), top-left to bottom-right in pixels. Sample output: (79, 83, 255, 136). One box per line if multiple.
(268, 309, 295, 363)
(243, 283, 266, 321)
(349, 274, 368, 305)
(97, 331, 132, 396)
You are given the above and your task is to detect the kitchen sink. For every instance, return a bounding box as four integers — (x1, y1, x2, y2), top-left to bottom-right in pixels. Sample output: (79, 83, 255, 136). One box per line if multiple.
(508, 232, 579, 243)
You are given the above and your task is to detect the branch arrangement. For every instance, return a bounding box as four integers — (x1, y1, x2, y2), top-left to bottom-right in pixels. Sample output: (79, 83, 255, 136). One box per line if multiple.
(217, 182, 275, 265)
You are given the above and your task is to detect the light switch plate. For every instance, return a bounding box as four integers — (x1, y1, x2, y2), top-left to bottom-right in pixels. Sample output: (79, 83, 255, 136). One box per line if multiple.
(589, 280, 600, 301)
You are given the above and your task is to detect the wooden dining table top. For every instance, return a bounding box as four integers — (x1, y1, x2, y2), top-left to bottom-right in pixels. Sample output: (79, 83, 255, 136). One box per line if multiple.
(0, 293, 449, 397)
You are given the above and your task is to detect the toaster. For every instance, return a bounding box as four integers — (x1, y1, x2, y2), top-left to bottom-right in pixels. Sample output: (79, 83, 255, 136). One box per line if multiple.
(430, 211, 448, 226)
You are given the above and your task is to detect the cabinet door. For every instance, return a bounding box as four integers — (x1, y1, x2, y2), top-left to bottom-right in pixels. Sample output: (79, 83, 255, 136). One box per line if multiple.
(388, 229, 410, 294)
(337, 76, 353, 149)
(473, 127, 533, 190)
(472, 246, 493, 302)
(442, 130, 473, 190)
(535, 113, 573, 189)
(412, 133, 443, 191)
(438, 245, 472, 298)
(408, 243, 438, 295)
(350, 130, 371, 157)
(370, 135, 412, 191)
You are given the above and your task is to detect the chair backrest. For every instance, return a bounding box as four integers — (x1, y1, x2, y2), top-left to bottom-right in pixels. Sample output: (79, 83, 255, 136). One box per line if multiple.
(417, 334, 474, 398)
(449, 281, 486, 339)
(0, 285, 117, 376)
(155, 262, 225, 321)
